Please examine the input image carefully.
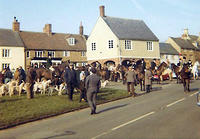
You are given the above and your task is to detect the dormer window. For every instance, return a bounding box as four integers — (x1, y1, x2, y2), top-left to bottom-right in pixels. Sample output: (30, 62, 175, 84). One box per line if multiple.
(68, 38, 75, 45)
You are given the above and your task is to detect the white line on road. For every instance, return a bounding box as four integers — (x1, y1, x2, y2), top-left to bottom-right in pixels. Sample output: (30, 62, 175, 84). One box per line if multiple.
(111, 111, 155, 131)
(91, 111, 155, 139)
(190, 91, 199, 97)
(166, 98, 185, 107)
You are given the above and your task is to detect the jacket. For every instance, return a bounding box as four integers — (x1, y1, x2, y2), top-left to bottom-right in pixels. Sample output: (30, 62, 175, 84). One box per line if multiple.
(85, 74, 100, 93)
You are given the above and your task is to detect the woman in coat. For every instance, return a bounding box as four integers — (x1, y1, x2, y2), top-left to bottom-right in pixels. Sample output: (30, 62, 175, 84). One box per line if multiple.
(145, 66, 152, 93)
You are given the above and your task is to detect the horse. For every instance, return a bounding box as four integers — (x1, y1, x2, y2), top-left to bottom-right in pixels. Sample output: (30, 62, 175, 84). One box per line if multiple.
(192, 61, 200, 80)
(154, 62, 168, 84)
(171, 63, 181, 83)
(180, 64, 191, 92)
(134, 59, 145, 91)
(0, 71, 5, 85)
(116, 64, 128, 84)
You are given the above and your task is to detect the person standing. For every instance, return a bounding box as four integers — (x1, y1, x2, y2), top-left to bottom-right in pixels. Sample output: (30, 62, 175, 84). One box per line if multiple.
(145, 66, 152, 93)
(64, 63, 77, 101)
(125, 66, 137, 97)
(4, 67, 13, 84)
(26, 66, 37, 99)
(46, 55, 52, 68)
(85, 68, 101, 115)
(18, 66, 26, 85)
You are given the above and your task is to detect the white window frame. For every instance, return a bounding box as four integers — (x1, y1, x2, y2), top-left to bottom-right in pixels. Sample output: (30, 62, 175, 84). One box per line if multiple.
(63, 51, 70, 57)
(125, 40, 132, 50)
(68, 38, 75, 45)
(91, 43, 96, 51)
(147, 41, 153, 51)
(35, 51, 43, 57)
(108, 40, 113, 49)
(2, 63, 10, 69)
(48, 51, 55, 57)
(81, 51, 86, 57)
(2, 49, 10, 58)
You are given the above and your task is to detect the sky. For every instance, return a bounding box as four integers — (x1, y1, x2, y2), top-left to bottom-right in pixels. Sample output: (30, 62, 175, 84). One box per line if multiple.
(0, 0, 199, 42)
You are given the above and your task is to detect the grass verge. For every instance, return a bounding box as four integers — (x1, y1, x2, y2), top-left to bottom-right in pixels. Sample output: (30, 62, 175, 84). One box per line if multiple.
(0, 88, 129, 130)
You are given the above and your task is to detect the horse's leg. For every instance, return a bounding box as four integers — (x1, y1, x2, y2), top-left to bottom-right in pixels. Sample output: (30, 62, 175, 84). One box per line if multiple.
(140, 81, 142, 91)
(187, 79, 190, 92)
(143, 80, 145, 91)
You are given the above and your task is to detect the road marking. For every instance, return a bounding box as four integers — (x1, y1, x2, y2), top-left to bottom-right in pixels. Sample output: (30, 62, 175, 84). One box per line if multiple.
(190, 91, 199, 97)
(111, 111, 155, 131)
(166, 98, 185, 107)
(91, 111, 155, 139)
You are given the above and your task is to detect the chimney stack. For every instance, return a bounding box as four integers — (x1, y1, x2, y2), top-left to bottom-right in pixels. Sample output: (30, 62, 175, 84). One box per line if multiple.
(43, 24, 52, 36)
(12, 16, 20, 32)
(79, 21, 83, 35)
(182, 28, 189, 39)
(99, 5, 105, 17)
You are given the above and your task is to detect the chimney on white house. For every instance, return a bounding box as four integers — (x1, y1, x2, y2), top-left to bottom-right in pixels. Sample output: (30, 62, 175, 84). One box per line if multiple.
(79, 21, 83, 35)
(182, 28, 189, 39)
(99, 5, 105, 17)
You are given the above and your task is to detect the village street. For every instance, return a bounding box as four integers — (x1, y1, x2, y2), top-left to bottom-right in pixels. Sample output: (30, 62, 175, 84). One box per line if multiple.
(0, 80, 200, 139)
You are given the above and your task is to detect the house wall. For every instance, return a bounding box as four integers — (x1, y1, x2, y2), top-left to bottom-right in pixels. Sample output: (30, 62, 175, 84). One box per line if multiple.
(166, 37, 181, 53)
(87, 17, 119, 62)
(119, 40, 160, 59)
(0, 46, 25, 71)
(160, 54, 179, 64)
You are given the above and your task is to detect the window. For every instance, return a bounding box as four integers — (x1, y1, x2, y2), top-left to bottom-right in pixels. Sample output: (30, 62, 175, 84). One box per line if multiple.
(2, 63, 10, 69)
(68, 38, 75, 45)
(63, 51, 70, 57)
(125, 40, 132, 50)
(108, 40, 113, 49)
(147, 42, 153, 51)
(26, 51, 30, 58)
(48, 51, 55, 57)
(81, 51, 86, 57)
(2, 49, 10, 57)
(35, 51, 43, 57)
(91, 43, 96, 51)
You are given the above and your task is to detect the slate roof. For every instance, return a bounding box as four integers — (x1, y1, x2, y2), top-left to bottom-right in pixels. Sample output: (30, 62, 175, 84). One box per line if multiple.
(0, 28, 24, 47)
(102, 16, 159, 41)
(171, 37, 200, 50)
(19, 31, 87, 51)
(159, 43, 179, 55)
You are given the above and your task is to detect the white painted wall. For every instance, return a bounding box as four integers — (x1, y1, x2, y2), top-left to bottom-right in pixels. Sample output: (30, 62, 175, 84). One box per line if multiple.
(0, 46, 25, 71)
(87, 17, 119, 61)
(160, 54, 179, 64)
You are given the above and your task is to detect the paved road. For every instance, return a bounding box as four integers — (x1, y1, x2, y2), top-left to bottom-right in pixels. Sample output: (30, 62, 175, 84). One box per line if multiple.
(0, 80, 200, 139)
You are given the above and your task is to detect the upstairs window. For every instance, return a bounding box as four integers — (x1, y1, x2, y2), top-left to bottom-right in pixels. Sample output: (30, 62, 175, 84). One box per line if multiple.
(91, 43, 96, 51)
(35, 51, 43, 57)
(63, 51, 70, 57)
(68, 38, 75, 45)
(81, 51, 86, 57)
(147, 42, 153, 51)
(48, 51, 55, 57)
(26, 51, 30, 58)
(2, 49, 10, 57)
(108, 40, 113, 49)
(125, 40, 132, 50)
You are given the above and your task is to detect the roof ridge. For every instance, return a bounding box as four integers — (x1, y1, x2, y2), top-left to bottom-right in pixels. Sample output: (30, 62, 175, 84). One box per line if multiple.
(103, 16, 143, 22)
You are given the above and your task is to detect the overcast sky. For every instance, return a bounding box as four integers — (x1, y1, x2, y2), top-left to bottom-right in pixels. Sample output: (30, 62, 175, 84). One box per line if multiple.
(0, 0, 199, 42)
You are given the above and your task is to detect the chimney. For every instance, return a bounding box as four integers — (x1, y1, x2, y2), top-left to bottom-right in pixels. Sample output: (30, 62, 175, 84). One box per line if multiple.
(79, 21, 83, 35)
(182, 28, 189, 39)
(43, 24, 52, 36)
(99, 5, 105, 17)
(12, 17, 20, 32)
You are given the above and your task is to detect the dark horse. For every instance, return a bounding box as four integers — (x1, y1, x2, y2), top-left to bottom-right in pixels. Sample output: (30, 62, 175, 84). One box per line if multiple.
(153, 62, 168, 84)
(134, 59, 145, 91)
(171, 63, 181, 83)
(180, 64, 191, 92)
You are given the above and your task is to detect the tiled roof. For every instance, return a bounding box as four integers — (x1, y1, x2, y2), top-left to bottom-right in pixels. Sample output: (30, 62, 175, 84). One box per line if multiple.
(171, 37, 200, 50)
(102, 16, 159, 41)
(0, 28, 24, 47)
(159, 43, 179, 55)
(19, 31, 87, 51)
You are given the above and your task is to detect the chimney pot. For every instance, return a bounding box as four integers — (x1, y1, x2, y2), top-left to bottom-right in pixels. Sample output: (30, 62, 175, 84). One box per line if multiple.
(12, 17, 20, 32)
(79, 21, 83, 35)
(43, 24, 52, 36)
(99, 5, 105, 17)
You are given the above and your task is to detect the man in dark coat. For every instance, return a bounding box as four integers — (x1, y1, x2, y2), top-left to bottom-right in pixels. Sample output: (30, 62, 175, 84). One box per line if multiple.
(26, 66, 37, 99)
(64, 63, 77, 101)
(18, 66, 26, 85)
(151, 59, 157, 71)
(46, 55, 52, 68)
(85, 68, 101, 115)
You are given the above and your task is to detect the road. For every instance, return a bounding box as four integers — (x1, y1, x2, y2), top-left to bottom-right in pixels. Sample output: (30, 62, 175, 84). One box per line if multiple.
(0, 80, 200, 139)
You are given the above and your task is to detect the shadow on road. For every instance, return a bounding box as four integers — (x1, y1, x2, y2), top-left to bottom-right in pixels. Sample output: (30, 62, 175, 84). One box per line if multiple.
(97, 104, 128, 114)
(40, 131, 76, 139)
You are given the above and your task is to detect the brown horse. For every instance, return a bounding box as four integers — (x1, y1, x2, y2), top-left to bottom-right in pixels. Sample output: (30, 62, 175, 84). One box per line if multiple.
(171, 63, 181, 83)
(116, 64, 128, 84)
(180, 64, 191, 92)
(134, 60, 145, 91)
(153, 62, 168, 84)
